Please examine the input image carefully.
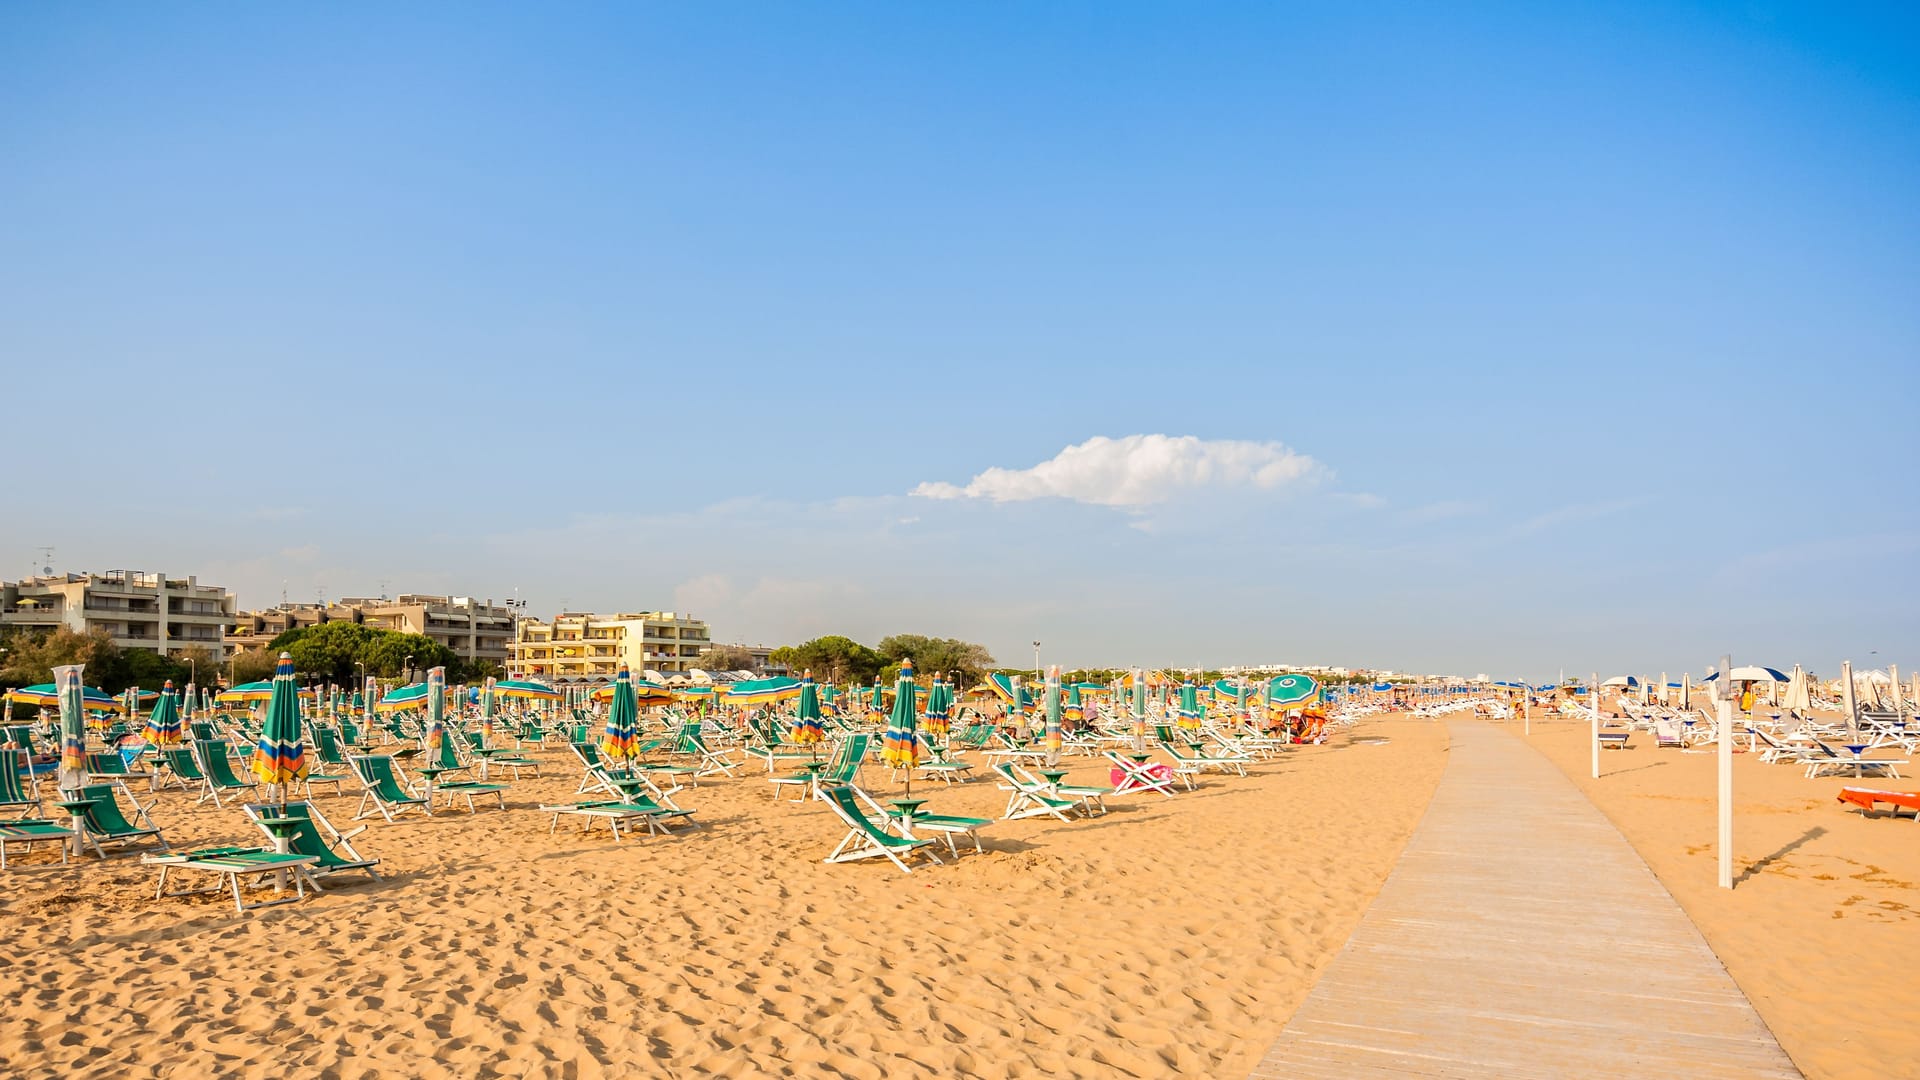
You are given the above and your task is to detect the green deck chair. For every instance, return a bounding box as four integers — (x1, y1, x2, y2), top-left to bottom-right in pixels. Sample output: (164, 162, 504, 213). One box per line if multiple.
(68, 783, 169, 858)
(1, 747, 41, 818)
(349, 755, 431, 822)
(821, 785, 940, 874)
(243, 801, 380, 881)
(193, 740, 259, 807)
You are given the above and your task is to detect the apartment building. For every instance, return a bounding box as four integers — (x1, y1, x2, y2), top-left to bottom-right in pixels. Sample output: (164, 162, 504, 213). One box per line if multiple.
(0, 571, 236, 656)
(508, 611, 711, 681)
(226, 594, 515, 667)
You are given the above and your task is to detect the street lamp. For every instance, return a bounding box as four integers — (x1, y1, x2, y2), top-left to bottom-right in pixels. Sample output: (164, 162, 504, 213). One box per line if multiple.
(404, 654, 414, 683)
(1033, 640, 1041, 682)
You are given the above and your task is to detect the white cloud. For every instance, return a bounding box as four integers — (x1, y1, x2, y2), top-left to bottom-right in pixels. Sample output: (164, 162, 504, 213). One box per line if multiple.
(910, 434, 1326, 508)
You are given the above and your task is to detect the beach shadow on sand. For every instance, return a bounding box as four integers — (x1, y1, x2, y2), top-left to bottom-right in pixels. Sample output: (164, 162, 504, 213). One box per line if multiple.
(1737, 825, 1829, 886)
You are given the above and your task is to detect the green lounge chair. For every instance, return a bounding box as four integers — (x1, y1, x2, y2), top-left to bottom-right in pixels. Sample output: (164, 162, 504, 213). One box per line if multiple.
(243, 801, 380, 881)
(349, 755, 431, 822)
(821, 785, 940, 874)
(154, 747, 207, 793)
(0, 818, 73, 869)
(188, 721, 220, 743)
(1004, 761, 1108, 816)
(194, 740, 259, 807)
(540, 796, 696, 841)
(679, 728, 741, 779)
(86, 750, 153, 793)
(1153, 725, 1246, 777)
(67, 783, 169, 858)
(988, 763, 1077, 822)
(848, 784, 991, 858)
(1, 748, 41, 818)
(912, 733, 975, 785)
(417, 736, 509, 813)
(464, 731, 540, 779)
(770, 734, 869, 803)
(143, 846, 323, 914)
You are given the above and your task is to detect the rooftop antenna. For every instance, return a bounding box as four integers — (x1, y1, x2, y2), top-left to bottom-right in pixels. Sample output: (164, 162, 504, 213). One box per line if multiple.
(376, 578, 390, 600)
(35, 546, 54, 576)
(282, 580, 288, 606)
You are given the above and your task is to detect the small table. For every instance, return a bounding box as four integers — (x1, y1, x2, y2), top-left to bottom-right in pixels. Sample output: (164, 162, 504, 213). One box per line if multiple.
(54, 798, 98, 859)
(1038, 769, 1070, 792)
(1844, 745, 1870, 779)
(887, 798, 930, 840)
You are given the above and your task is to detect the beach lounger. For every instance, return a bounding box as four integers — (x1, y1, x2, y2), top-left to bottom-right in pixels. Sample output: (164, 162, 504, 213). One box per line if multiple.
(66, 783, 169, 858)
(1102, 750, 1178, 797)
(540, 797, 697, 841)
(821, 785, 941, 874)
(1005, 761, 1108, 816)
(680, 730, 741, 779)
(463, 731, 541, 779)
(350, 755, 432, 822)
(770, 734, 867, 803)
(143, 846, 324, 914)
(243, 801, 382, 881)
(989, 763, 1078, 822)
(1835, 788, 1920, 821)
(0, 818, 73, 869)
(86, 750, 153, 791)
(0, 748, 42, 818)
(194, 740, 258, 807)
(1598, 730, 1632, 750)
(849, 786, 992, 858)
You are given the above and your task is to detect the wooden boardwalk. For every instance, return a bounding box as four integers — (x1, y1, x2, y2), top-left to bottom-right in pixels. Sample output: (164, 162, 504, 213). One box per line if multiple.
(1250, 719, 1799, 1079)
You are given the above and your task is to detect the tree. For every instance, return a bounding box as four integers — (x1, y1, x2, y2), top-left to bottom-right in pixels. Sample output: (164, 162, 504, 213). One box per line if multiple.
(362, 633, 454, 680)
(876, 634, 995, 686)
(694, 644, 756, 672)
(768, 635, 884, 684)
(286, 621, 379, 683)
(0, 627, 120, 689)
(230, 648, 280, 683)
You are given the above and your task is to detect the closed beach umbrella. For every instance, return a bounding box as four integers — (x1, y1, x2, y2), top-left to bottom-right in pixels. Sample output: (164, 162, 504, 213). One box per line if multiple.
(1043, 666, 1063, 766)
(251, 652, 308, 802)
(1841, 660, 1858, 737)
(924, 673, 952, 740)
(1178, 680, 1202, 730)
(181, 681, 196, 724)
(882, 660, 920, 788)
(603, 662, 640, 770)
(790, 671, 826, 747)
(145, 680, 183, 747)
(869, 677, 886, 716)
(481, 675, 498, 746)
(54, 664, 88, 792)
(424, 667, 451, 762)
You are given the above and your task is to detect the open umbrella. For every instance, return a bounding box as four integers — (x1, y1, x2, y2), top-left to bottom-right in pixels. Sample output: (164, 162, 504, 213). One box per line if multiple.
(881, 660, 920, 790)
(495, 679, 562, 703)
(13, 682, 122, 711)
(217, 680, 276, 704)
(790, 671, 826, 748)
(724, 676, 804, 707)
(145, 680, 183, 747)
(250, 653, 308, 803)
(378, 682, 430, 711)
(603, 662, 640, 772)
(53, 664, 88, 792)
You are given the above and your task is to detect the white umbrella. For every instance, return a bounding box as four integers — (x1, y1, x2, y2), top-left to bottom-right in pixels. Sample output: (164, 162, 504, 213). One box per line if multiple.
(1841, 660, 1858, 737)
(1781, 665, 1811, 731)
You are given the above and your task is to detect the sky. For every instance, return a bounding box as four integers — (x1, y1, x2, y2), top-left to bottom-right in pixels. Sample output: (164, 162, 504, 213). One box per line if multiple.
(1, 3, 1915, 681)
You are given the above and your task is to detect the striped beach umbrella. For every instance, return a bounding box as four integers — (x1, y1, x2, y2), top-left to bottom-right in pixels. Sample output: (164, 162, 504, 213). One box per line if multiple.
(251, 652, 308, 800)
(145, 680, 183, 747)
(378, 682, 430, 711)
(424, 667, 450, 763)
(14, 682, 122, 711)
(1176, 680, 1203, 731)
(868, 677, 886, 716)
(53, 664, 88, 792)
(790, 671, 826, 746)
(603, 662, 639, 770)
(218, 680, 275, 704)
(181, 681, 196, 724)
(1043, 666, 1063, 766)
(481, 676, 498, 746)
(1131, 669, 1148, 751)
(924, 673, 952, 740)
(495, 679, 562, 703)
(881, 660, 920, 784)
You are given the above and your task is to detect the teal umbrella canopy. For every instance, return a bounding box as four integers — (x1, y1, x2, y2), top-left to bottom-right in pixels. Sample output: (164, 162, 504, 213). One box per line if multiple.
(791, 672, 825, 745)
(604, 662, 639, 766)
(251, 652, 308, 797)
(145, 680, 183, 747)
(881, 660, 920, 777)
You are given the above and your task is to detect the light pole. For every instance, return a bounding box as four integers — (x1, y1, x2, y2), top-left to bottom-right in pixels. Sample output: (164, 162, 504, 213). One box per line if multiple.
(405, 654, 414, 684)
(1032, 640, 1041, 682)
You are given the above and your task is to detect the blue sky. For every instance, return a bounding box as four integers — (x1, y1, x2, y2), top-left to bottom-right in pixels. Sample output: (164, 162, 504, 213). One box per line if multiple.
(2, 3, 1914, 679)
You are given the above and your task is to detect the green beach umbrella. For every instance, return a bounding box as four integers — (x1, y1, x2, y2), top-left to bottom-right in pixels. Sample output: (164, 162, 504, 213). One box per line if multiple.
(869, 677, 885, 714)
(790, 671, 825, 748)
(425, 666, 452, 764)
(1177, 680, 1202, 730)
(603, 662, 639, 771)
(1043, 666, 1063, 766)
(53, 664, 88, 792)
(1131, 669, 1148, 752)
(881, 659, 920, 791)
(250, 652, 309, 802)
(145, 680, 183, 747)
(181, 681, 196, 722)
(924, 673, 952, 739)
(481, 675, 498, 746)
(378, 682, 430, 711)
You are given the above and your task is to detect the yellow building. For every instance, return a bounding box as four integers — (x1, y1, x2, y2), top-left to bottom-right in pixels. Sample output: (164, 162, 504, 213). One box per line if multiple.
(509, 611, 711, 681)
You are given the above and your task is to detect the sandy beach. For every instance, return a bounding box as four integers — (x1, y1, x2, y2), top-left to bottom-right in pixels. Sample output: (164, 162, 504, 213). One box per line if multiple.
(1521, 713, 1920, 1080)
(1, 716, 1444, 1078)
